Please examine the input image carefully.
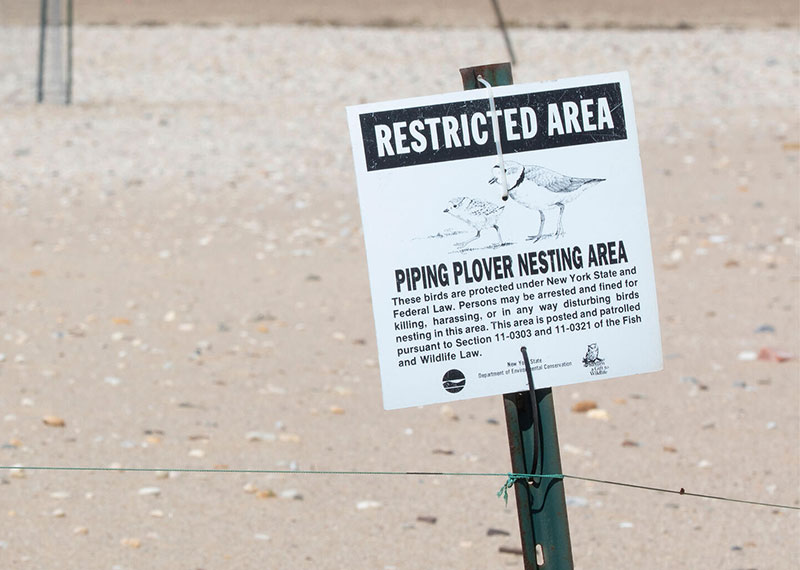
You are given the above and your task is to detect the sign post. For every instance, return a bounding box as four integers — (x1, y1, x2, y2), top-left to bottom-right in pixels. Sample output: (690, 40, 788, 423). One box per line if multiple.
(461, 63, 573, 569)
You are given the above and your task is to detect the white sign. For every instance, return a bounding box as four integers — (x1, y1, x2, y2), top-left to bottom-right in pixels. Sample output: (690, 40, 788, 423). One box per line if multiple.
(347, 71, 662, 410)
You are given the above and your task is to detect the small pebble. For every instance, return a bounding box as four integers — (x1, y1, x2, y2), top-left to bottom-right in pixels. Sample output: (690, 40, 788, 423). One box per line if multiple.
(565, 496, 589, 507)
(245, 431, 276, 442)
(150, 510, 164, 518)
(439, 405, 458, 420)
(737, 351, 757, 361)
(757, 347, 793, 362)
(619, 522, 634, 529)
(188, 449, 205, 458)
(279, 489, 302, 500)
(138, 487, 161, 497)
(571, 400, 597, 413)
(563, 444, 592, 457)
(121, 537, 142, 548)
(73, 526, 89, 535)
(356, 500, 381, 510)
(586, 409, 609, 421)
(42, 415, 66, 427)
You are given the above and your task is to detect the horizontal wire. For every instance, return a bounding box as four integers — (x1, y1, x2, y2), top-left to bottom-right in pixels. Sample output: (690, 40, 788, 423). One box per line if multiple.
(0, 465, 796, 511)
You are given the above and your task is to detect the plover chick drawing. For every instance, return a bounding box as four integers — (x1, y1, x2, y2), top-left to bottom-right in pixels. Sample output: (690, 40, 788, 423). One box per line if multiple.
(443, 197, 504, 248)
(489, 160, 604, 241)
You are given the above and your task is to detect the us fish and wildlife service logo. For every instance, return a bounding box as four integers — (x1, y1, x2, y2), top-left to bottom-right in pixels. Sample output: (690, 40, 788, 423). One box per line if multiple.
(582, 343, 609, 376)
(442, 369, 466, 394)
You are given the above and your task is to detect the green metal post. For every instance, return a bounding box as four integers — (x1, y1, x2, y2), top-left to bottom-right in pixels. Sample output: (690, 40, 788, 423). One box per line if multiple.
(460, 63, 574, 570)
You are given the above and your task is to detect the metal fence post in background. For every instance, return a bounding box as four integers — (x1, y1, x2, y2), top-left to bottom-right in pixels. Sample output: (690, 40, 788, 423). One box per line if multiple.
(36, 0, 72, 104)
(460, 62, 574, 570)
(36, 0, 47, 103)
(66, 0, 73, 104)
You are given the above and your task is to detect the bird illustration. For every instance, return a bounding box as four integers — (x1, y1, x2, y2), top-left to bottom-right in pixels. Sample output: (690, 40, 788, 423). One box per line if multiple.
(443, 197, 505, 248)
(582, 343, 604, 366)
(489, 161, 605, 241)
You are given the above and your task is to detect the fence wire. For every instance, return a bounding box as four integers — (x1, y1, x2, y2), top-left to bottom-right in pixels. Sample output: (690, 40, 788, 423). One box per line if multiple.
(1, 465, 797, 511)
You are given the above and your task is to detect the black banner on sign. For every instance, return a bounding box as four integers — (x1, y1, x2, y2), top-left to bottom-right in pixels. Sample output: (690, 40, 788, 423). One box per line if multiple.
(359, 82, 627, 172)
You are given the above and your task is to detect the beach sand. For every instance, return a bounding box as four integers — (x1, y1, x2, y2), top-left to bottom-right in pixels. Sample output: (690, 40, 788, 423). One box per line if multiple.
(0, 4, 798, 569)
(1, 0, 798, 28)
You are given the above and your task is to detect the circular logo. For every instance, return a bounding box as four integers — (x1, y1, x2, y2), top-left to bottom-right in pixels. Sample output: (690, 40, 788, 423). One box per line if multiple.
(442, 369, 466, 394)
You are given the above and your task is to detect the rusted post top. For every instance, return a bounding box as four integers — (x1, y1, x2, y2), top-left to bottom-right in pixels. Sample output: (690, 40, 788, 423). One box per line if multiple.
(459, 63, 513, 91)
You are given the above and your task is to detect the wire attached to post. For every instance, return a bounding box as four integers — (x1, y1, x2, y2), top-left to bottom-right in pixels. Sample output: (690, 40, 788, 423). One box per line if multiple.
(476, 75, 509, 201)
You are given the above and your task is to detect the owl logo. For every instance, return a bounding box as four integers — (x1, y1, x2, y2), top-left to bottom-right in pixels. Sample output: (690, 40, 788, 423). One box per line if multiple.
(582, 343, 604, 367)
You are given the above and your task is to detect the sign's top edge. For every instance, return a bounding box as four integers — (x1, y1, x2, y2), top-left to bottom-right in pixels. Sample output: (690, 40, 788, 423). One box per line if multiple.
(345, 70, 631, 115)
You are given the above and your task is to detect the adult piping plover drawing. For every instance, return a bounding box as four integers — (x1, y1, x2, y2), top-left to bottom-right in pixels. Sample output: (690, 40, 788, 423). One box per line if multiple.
(489, 160, 605, 241)
(443, 196, 505, 248)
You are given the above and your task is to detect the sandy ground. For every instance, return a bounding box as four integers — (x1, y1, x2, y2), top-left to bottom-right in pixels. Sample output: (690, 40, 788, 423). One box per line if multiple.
(1, 0, 798, 28)
(0, 18, 799, 570)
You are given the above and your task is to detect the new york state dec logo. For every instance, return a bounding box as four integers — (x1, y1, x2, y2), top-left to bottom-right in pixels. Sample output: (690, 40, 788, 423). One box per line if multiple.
(582, 343, 609, 376)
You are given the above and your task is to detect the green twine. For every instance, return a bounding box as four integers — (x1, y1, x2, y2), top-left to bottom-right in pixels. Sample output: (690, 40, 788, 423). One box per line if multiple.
(496, 473, 565, 506)
(497, 474, 517, 506)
